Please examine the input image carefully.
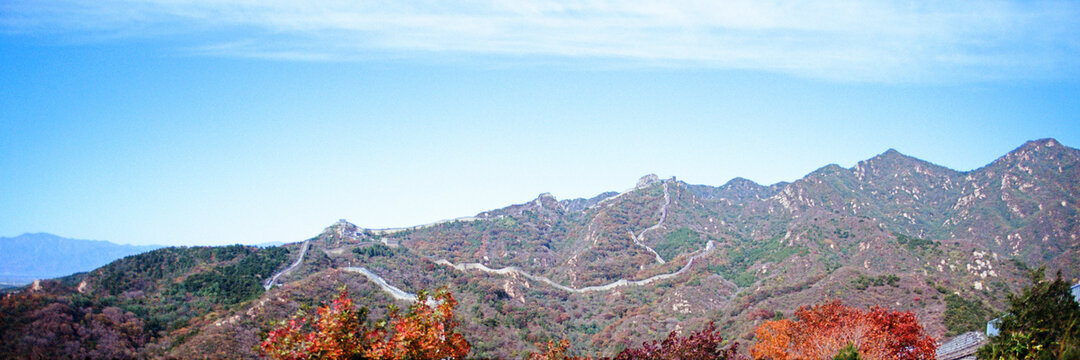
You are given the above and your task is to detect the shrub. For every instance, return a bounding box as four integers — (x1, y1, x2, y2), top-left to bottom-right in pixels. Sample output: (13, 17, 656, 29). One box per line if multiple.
(853, 274, 900, 290)
(894, 233, 935, 251)
(354, 244, 397, 258)
(832, 343, 861, 360)
(943, 293, 991, 336)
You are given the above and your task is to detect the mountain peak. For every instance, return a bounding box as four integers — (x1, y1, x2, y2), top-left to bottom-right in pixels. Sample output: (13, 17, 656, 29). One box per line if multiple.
(319, 219, 365, 244)
(722, 177, 761, 188)
(717, 176, 777, 201)
(862, 148, 927, 168)
(1010, 138, 1064, 156)
(534, 192, 563, 212)
(1020, 138, 1060, 150)
(802, 163, 851, 181)
(876, 148, 906, 160)
(990, 137, 1078, 172)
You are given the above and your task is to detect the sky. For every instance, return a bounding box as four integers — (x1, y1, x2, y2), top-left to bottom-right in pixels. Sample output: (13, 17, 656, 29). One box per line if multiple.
(2, 0, 1079, 246)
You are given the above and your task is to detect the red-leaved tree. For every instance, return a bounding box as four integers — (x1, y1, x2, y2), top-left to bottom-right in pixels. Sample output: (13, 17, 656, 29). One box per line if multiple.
(261, 287, 469, 360)
(613, 322, 743, 360)
(527, 323, 743, 360)
(750, 301, 936, 360)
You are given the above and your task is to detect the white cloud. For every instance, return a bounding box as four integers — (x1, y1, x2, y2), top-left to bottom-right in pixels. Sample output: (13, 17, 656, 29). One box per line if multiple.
(4, 0, 1078, 82)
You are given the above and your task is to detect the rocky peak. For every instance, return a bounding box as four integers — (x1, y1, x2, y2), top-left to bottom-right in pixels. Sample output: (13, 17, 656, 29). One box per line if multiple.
(1003, 138, 1074, 161)
(854, 147, 956, 182)
(721, 176, 764, 188)
(1016, 138, 1061, 152)
(534, 192, 563, 212)
(716, 177, 778, 202)
(807, 164, 848, 177)
(866, 148, 915, 166)
(988, 137, 1078, 173)
(998, 138, 1055, 161)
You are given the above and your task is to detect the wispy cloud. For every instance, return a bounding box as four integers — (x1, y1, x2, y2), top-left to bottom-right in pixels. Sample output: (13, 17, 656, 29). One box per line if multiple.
(4, 0, 1078, 82)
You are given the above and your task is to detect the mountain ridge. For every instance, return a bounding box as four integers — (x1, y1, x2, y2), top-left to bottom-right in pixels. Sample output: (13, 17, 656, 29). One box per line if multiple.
(0, 233, 162, 285)
(2, 138, 1077, 359)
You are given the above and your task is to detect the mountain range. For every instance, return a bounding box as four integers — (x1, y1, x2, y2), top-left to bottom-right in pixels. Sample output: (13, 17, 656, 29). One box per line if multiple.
(1, 138, 1077, 359)
(0, 233, 161, 285)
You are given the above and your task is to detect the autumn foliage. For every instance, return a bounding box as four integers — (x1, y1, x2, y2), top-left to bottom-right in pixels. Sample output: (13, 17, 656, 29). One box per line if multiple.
(263, 291, 934, 360)
(367, 290, 470, 360)
(750, 301, 936, 360)
(261, 287, 469, 360)
(528, 339, 591, 360)
(612, 322, 744, 360)
(527, 322, 743, 360)
(0, 293, 148, 359)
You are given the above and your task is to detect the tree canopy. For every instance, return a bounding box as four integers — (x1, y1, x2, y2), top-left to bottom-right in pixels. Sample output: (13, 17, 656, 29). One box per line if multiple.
(750, 300, 936, 360)
(976, 268, 1080, 360)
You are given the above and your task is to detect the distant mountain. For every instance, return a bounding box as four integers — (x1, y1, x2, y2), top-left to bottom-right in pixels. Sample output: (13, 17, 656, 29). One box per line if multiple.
(1, 138, 1078, 359)
(0, 233, 161, 285)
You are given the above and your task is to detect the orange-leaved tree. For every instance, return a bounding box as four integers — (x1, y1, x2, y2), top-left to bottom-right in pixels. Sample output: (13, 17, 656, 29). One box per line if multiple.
(366, 289, 470, 360)
(750, 301, 936, 360)
(261, 288, 368, 360)
(261, 287, 469, 360)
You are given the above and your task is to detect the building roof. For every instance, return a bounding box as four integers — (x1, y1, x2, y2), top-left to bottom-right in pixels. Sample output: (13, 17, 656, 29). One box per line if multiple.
(937, 331, 987, 360)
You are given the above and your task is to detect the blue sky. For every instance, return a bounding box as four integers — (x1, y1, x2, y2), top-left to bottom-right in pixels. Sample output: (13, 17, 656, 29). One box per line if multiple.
(2, 0, 1079, 246)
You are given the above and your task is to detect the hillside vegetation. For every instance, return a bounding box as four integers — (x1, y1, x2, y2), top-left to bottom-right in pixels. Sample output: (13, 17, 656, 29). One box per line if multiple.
(1, 138, 1078, 359)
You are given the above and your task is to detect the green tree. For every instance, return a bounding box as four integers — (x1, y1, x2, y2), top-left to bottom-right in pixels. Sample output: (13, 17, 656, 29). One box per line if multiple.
(944, 293, 991, 336)
(977, 268, 1080, 360)
(833, 343, 861, 360)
